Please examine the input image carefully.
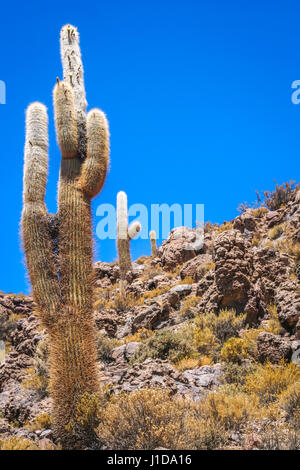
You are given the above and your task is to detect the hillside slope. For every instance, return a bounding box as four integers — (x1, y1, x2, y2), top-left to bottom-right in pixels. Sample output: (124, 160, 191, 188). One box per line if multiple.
(0, 185, 299, 450)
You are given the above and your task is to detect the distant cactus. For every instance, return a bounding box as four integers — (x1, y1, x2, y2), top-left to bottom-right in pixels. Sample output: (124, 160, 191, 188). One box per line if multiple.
(149, 230, 157, 256)
(117, 191, 141, 278)
(21, 24, 109, 449)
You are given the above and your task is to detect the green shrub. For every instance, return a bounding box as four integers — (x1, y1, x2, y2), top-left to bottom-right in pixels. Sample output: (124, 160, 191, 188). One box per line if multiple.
(220, 338, 249, 364)
(131, 329, 194, 365)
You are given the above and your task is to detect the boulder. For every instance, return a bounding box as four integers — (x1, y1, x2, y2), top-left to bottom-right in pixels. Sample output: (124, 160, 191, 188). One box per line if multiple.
(257, 332, 292, 364)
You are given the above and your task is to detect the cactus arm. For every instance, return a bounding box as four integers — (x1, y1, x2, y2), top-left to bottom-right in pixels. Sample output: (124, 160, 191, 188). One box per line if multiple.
(60, 24, 87, 159)
(128, 221, 141, 240)
(149, 230, 157, 256)
(21, 103, 60, 328)
(117, 191, 132, 277)
(53, 81, 78, 159)
(79, 109, 109, 198)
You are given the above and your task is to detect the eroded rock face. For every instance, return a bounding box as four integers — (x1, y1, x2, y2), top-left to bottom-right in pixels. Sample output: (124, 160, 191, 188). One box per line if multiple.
(233, 209, 257, 233)
(275, 281, 300, 333)
(252, 247, 289, 304)
(94, 261, 120, 286)
(158, 227, 201, 268)
(214, 230, 252, 309)
(110, 358, 221, 400)
(196, 230, 267, 322)
(180, 254, 213, 282)
(257, 332, 292, 364)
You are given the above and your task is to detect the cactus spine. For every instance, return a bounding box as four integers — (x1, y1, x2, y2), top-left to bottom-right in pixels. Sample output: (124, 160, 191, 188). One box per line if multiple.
(117, 191, 141, 278)
(149, 230, 157, 256)
(21, 25, 109, 449)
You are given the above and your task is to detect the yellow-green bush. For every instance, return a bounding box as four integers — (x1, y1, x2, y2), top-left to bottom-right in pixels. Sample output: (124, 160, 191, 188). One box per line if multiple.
(220, 337, 249, 364)
(131, 329, 194, 364)
(179, 296, 201, 319)
(97, 388, 189, 450)
(97, 334, 120, 363)
(269, 223, 285, 240)
(197, 261, 215, 277)
(0, 437, 57, 450)
(244, 361, 300, 404)
(198, 386, 259, 431)
(216, 222, 233, 234)
(194, 309, 246, 344)
(25, 413, 52, 431)
(193, 327, 218, 357)
(22, 367, 48, 397)
(279, 381, 300, 423)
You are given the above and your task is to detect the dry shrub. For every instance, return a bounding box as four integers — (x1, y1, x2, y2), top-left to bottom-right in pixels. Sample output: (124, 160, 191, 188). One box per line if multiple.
(268, 223, 285, 240)
(193, 327, 218, 357)
(251, 207, 268, 217)
(221, 362, 255, 386)
(216, 222, 233, 234)
(194, 309, 246, 344)
(197, 261, 215, 277)
(25, 413, 52, 431)
(22, 366, 48, 397)
(174, 355, 212, 371)
(98, 388, 189, 450)
(177, 276, 194, 285)
(198, 386, 259, 431)
(244, 420, 300, 450)
(131, 329, 194, 364)
(220, 338, 249, 364)
(96, 334, 120, 363)
(0, 436, 57, 450)
(179, 296, 201, 319)
(244, 361, 300, 404)
(279, 381, 300, 425)
(123, 328, 153, 343)
(262, 180, 299, 211)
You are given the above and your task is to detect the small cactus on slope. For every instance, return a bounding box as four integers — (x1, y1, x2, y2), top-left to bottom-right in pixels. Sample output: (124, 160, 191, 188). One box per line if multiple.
(149, 230, 157, 256)
(117, 191, 141, 278)
(21, 24, 109, 449)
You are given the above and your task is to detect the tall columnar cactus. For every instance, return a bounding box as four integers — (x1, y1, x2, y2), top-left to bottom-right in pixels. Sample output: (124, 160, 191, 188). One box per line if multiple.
(21, 25, 109, 449)
(149, 230, 157, 256)
(117, 191, 141, 278)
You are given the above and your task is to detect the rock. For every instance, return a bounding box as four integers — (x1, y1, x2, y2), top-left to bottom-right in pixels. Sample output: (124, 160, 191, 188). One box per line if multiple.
(196, 229, 267, 322)
(158, 227, 200, 268)
(182, 364, 221, 388)
(94, 261, 119, 283)
(252, 247, 289, 304)
(169, 284, 193, 297)
(39, 429, 53, 439)
(266, 211, 282, 228)
(275, 281, 300, 332)
(180, 254, 213, 281)
(131, 303, 169, 333)
(233, 210, 257, 233)
(111, 342, 140, 363)
(111, 359, 220, 400)
(257, 332, 292, 364)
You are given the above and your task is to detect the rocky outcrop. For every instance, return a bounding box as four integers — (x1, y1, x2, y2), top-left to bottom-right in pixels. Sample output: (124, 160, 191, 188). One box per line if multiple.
(252, 247, 289, 304)
(158, 227, 201, 268)
(275, 281, 300, 334)
(110, 358, 221, 400)
(257, 332, 292, 364)
(179, 254, 213, 281)
(196, 230, 267, 322)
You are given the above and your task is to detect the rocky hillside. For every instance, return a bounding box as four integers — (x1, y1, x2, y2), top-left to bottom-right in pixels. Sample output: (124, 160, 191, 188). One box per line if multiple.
(0, 184, 299, 450)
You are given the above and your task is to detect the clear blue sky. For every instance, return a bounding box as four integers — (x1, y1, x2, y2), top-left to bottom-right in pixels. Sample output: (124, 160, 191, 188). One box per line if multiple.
(0, 0, 299, 294)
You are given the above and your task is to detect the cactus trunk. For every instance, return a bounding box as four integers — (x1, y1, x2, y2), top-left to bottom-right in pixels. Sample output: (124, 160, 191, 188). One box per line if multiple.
(117, 191, 141, 279)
